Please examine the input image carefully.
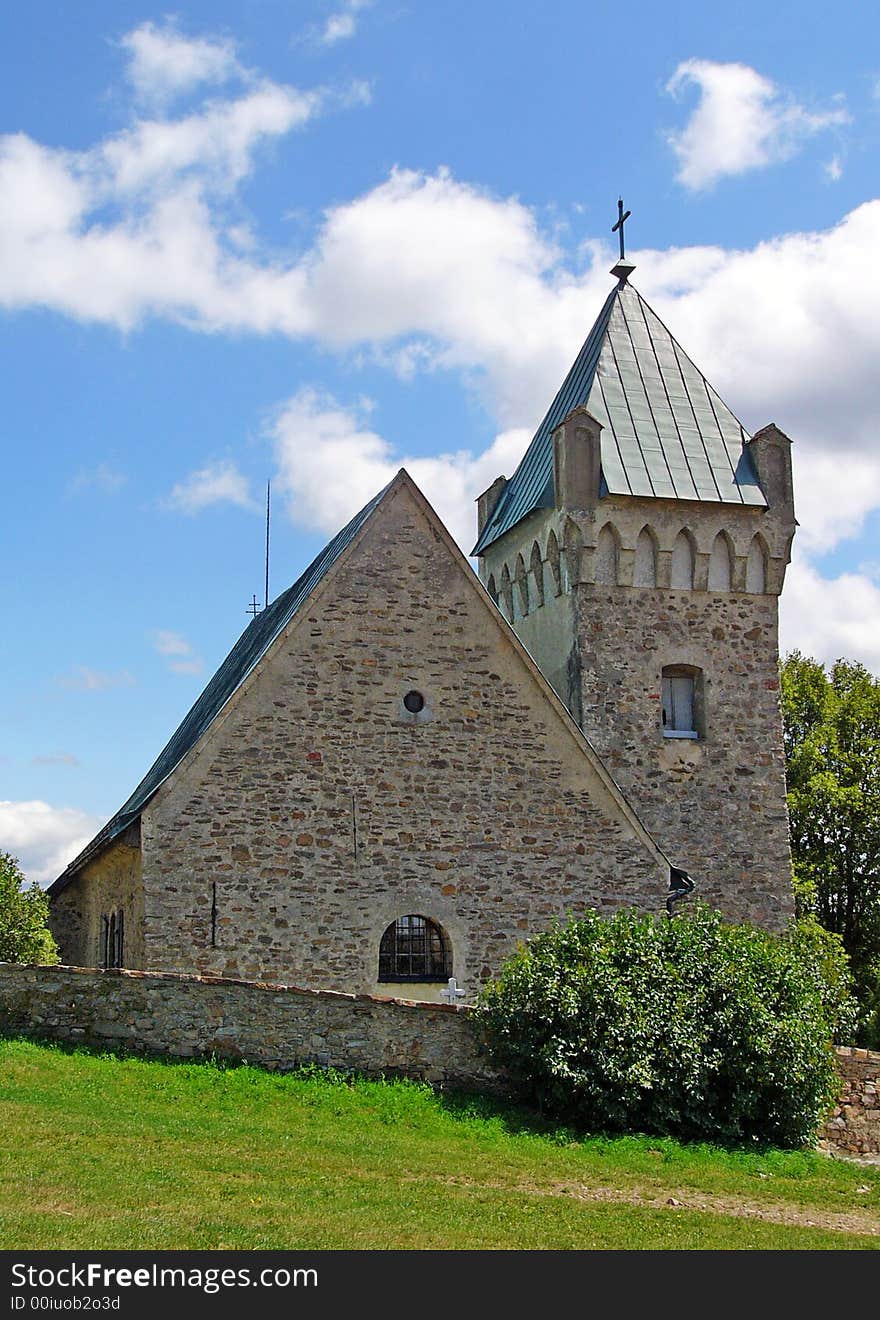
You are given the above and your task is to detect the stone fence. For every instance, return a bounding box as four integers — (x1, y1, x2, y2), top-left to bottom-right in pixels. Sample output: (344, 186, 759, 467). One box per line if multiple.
(822, 1046, 880, 1158)
(0, 961, 502, 1092)
(1, 962, 877, 1157)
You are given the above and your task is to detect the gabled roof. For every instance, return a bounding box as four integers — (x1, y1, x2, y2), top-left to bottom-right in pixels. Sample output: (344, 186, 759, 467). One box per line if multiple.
(473, 280, 766, 555)
(52, 467, 674, 895)
(50, 478, 393, 893)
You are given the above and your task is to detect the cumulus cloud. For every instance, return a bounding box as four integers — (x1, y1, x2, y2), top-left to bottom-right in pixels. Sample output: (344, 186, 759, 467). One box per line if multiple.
(0, 799, 103, 887)
(120, 21, 243, 106)
(319, 1, 372, 46)
(165, 460, 256, 514)
(98, 83, 321, 197)
(666, 59, 849, 190)
(1, 33, 879, 667)
(152, 630, 204, 676)
(56, 667, 136, 692)
(0, 31, 364, 333)
(780, 551, 880, 674)
(271, 387, 530, 548)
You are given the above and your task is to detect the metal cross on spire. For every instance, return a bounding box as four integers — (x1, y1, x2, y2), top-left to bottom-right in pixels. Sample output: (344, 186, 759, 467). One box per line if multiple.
(611, 197, 632, 261)
(609, 197, 636, 284)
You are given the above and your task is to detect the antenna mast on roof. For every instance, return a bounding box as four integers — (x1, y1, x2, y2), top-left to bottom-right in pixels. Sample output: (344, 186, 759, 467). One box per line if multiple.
(265, 479, 271, 611)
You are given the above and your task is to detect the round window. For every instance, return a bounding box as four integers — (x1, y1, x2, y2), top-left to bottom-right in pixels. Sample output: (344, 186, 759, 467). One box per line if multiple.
(403, 690, 425, 714)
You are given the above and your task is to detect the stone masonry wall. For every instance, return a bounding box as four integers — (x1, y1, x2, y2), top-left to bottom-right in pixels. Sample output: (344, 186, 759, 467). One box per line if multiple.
(822, 1047, 880, 1157)
(575, 578, 792, 927)
(49, 829, 143, 971)
(481, 491, 794, 931)
(1, 963, 875, 1158)
(133, 479, 665, 998)
(0, 962, 500, 1092)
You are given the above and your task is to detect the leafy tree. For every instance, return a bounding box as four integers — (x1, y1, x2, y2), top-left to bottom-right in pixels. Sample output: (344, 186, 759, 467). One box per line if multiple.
(781, 652, 880, 1046)
(0, 851, 58, 964)
(477, 905, 855, 1148)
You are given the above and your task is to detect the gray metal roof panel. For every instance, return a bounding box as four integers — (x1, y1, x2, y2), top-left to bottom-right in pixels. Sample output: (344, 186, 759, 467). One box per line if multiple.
(472, 287, 619, 553)
(50, 478, 394, 893)
(472, 280, 766, 555)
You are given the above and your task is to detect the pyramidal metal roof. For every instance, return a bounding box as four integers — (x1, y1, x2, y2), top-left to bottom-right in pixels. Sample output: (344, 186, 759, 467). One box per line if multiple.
(50, 477, 394, 893)
(473, 279, 766, 555)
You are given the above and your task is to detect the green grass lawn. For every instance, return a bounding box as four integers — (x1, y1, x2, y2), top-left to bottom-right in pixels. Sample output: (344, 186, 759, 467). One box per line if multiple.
(1, 1037, 878, 1250)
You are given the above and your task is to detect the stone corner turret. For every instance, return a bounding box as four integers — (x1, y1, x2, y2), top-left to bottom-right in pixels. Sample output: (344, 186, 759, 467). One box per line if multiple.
(552, 405, 603, 515)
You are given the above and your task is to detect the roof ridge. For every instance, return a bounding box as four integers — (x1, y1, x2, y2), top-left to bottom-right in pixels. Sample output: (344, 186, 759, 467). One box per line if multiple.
(50, 476, 397, 891)
(472, 284, 620, 555)
(472, 280, 765, 556)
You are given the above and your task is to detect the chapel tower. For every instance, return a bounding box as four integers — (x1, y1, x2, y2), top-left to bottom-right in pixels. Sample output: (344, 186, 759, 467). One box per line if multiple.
(473, 229, 797, 928)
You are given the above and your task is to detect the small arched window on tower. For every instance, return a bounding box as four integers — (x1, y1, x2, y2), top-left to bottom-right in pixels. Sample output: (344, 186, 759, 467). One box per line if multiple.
(378, 915, 451, 983)
(746, 535, 767, 594)
(671, 531, 695, 589)
(708, 532, 733, 591)
(633, 527, 657, 587)
(499, 564, 514, 621)
(546, 530, 562, 597)
(514, 553, 529, 618)
(595, 524, 619, 586)
(530, 541, 545, 608)
(661, 665, 702, 740)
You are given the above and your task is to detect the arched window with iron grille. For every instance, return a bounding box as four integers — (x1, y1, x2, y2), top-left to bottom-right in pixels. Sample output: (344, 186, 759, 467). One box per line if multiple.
(378, 915, 451, 983)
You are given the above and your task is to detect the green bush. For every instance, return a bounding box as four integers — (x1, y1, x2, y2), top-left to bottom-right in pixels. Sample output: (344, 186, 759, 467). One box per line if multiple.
(0, 851, 58, 965)
(476, 904, 857, 1148)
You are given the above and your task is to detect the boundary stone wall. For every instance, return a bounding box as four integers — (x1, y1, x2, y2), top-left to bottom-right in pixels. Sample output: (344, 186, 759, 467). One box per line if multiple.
(2, 963, 877, 1156)
(0, 962, 502, 1092)
(821, 1047, 880, 1157)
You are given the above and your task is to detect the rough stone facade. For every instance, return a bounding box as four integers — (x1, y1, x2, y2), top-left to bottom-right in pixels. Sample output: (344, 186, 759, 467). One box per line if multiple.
(2, 962, 875, 1158)
(0, 962, 500, 1091)
(51, 477, 667, 1000)
(50, 827, 143, 969)
(478, 415, 796, 928)
(821, 1047, 880, 1157)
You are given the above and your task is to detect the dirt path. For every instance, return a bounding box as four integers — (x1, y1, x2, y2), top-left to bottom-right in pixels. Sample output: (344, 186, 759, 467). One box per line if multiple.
(433, 1174, 880, 1237)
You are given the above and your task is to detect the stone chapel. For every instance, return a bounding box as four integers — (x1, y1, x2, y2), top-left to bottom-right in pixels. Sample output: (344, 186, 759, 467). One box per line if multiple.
(48, 249, 797, 1002)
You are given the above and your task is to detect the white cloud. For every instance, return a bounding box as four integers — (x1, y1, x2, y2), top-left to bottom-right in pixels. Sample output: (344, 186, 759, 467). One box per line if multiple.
(636, 202, 880, 459)
(780, 551, 880, 673)
(824, 155, 843, 183)
(151, 630, 204, 677)
(319, 1, 371, 46)
(271, 387, 530, 548)
(120, 21, 242, 106)
(153, 630, 192, 656)
(31, 753, 80, 767)
(165, 460, 256, 514)
(787, 450, 880, 556)
(0, 799, 103, 887)
(98, 83, 321, 197)
(57, 667, 135, 692)
(0, 34, 879, 670)
(666, 59, 848, 190)
(168, 659, 205, 676)
(67, 463, 126, 496)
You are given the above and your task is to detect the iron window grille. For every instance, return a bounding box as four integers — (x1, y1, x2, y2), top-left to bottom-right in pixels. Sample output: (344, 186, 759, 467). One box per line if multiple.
(102, 910, 125, 969)
(378, 914, 451, 982)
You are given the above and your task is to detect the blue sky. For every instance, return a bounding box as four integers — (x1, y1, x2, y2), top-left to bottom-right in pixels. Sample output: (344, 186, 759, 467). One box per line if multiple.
(2, 0, 879, 883)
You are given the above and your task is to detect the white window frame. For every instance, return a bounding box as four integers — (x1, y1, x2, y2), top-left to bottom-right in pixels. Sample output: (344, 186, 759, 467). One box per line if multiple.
(662, 671, 699, 739)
